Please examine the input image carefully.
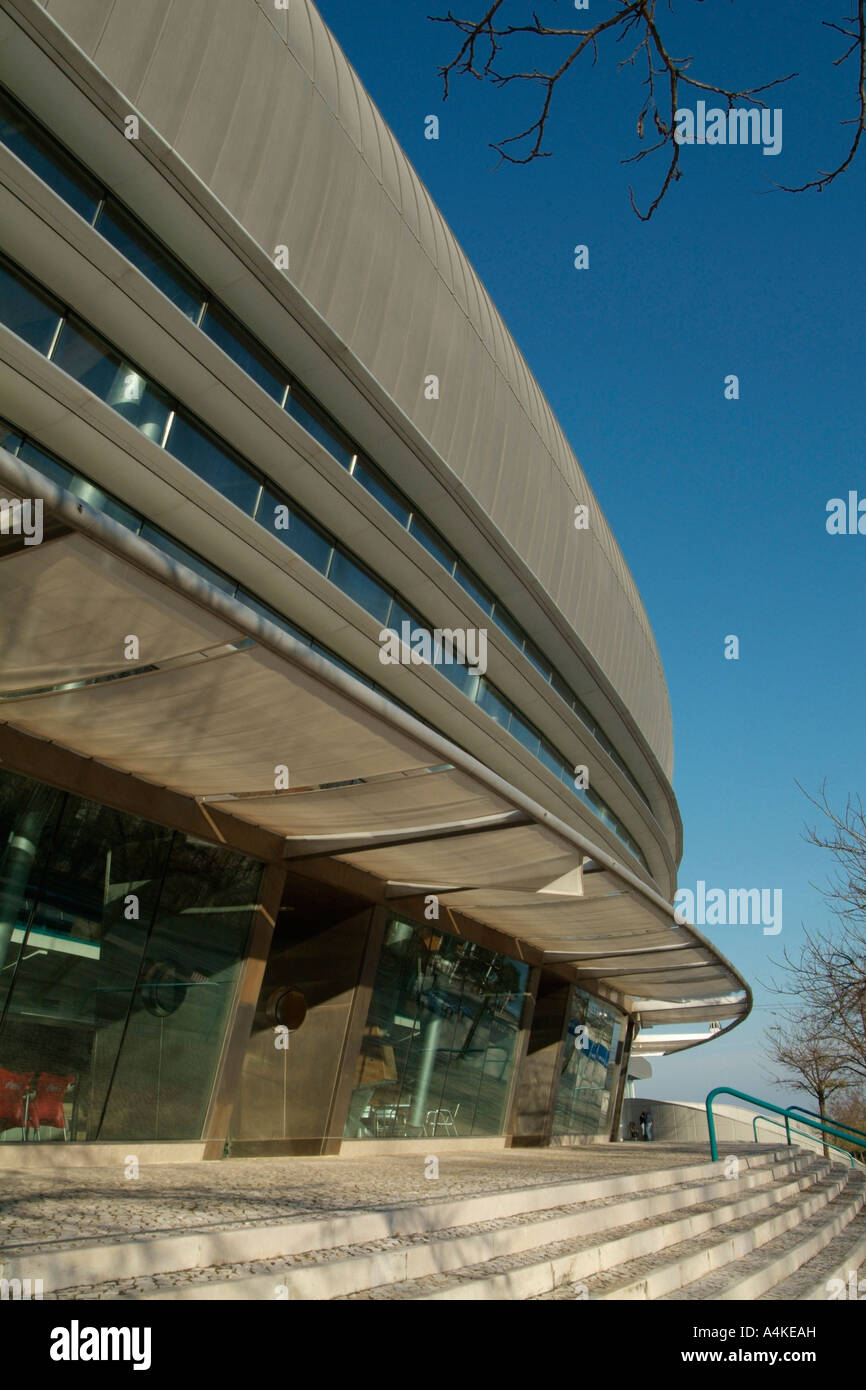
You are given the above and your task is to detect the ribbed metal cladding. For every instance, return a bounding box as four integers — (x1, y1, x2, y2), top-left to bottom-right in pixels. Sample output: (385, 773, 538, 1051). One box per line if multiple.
(37, 0, 675, 775)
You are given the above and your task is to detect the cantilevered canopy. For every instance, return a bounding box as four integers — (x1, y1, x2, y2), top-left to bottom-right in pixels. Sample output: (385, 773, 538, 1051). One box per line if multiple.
(0, 451, 750, 1047)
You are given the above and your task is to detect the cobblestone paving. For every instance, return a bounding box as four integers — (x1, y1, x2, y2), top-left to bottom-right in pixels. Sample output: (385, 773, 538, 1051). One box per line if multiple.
(0, 1143, 754, 1259)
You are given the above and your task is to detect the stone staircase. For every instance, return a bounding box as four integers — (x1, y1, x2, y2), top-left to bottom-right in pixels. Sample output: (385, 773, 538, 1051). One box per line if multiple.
(21, 1145, 866, 1301)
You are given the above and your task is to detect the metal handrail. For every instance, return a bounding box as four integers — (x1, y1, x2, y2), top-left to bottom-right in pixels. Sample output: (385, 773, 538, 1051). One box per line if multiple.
(788, 1105, 866, 1143)
(705, 1086, 866, 1162)
(753, 1113, 855, 1167)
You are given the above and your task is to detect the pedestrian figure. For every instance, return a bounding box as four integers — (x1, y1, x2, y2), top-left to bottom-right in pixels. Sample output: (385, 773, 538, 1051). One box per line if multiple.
(629, 1120, 639, 1141)
(639, 1110, 647, 1140)
(645, 1109, 654, 1142)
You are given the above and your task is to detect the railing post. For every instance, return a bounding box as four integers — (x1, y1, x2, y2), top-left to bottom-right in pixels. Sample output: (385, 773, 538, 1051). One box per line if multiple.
(706, 1088, 720, 1161)
(707, 1086, 866, 1165)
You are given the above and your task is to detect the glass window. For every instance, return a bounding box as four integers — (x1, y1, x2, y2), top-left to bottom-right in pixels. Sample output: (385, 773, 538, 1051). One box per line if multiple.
(550, 670, 572, 706)
(454, 563, 493, 615)
(344, 917, 529, 1140)
(96, 202, 204, 322)
(438, 658, 479, 701)
(285, 385, 353, 468)
(508, 712, 541, 758)
(476, 680, 511, 732)
(98, 834, 260, 1141)
(0, 90, 101, 223)
(537, 740, 564, 779)
(491, 605, 523, 647)
(237, 590, 312, 644)
(0, 769, 261, 1144)
(200, 303, 285, 401)
(139, 525, 235, 593)
(0, 423, 22, 454)
(257, 488, 332, 573)
(328, 550, 392, 623)
(16, 440, 71, 489)
(552, 989, 625, 1139)
(67, 476, 140, 532)
(311, 643, 372, 685)
(50, 317, 119, 396)
(165, 412, 261, 513)
(385, 598, 423, 636)
(0, 257, 62, 354)
(572, 694, 598, 737)
(51, 319, 171, 445)
(522, 640, 551, 681)
(353, 459, 410, 525)
(408, 514, 456, 572)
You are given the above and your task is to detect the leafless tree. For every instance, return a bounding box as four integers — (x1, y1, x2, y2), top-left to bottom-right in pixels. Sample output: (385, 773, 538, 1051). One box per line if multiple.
(762, 1014, 851, 1158)
(766, 783, 866, 1090)
(430, 1, 866, 219)
(831, 1086, 866, 1160)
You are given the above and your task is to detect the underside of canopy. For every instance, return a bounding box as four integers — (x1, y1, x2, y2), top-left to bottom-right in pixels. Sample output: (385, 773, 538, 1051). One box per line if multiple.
(0, 448, 751, 1048)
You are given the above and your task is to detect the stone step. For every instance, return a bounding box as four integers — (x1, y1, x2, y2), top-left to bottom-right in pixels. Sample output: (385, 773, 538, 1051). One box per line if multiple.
(335, 1156, 832, 1301)
(591, 1164, 852, 1300)
(663, 1170, 866, 1301)
(117, 1151, 814, 1301)
(23, 1147, 792, 1297)
(763, 1201, 866, 1301)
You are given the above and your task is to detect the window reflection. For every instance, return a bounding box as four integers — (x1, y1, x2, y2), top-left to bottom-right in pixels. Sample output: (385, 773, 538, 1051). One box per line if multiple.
(552, 988, 625, 1139)
(0, 258, 62, 354)
(96, 201, 204, 322)
(345, 917, 528, 1140)
(51, 319, 170, 444)
(0, 88, 100, 223)
(0, 769, 260, 1142)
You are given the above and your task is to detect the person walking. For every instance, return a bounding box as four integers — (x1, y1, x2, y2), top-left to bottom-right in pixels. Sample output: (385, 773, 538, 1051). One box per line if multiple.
(639, 1110, 647, 1140)
(645, 1108, 654, 1142)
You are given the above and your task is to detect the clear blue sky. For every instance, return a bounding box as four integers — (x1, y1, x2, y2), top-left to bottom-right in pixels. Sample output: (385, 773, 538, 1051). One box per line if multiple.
(316, 0, 866, 1106)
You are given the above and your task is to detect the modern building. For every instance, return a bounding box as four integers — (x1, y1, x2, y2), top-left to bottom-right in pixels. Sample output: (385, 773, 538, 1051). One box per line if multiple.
(0, 0, 749, 1160)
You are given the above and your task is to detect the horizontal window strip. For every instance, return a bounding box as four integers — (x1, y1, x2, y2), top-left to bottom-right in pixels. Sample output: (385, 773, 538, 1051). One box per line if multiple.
(0, 410, 649, 870)
(0, 82, 651, 809)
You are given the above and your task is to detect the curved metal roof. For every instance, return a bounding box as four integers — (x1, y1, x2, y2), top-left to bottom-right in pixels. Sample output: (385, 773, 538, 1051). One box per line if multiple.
(34, 0, 675, 775)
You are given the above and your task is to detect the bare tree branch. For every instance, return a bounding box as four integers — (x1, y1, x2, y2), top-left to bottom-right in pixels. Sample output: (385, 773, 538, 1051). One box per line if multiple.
(430, 1, 863, 218)
(763, 784, 866, 1088)
(776, 1, 866, 192)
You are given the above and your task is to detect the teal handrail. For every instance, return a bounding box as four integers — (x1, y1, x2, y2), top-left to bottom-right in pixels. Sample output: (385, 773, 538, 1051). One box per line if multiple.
(753, 1113, 856, 1167)
(705, 1086, 866, 1162)
(788, 1105, 866, 1144)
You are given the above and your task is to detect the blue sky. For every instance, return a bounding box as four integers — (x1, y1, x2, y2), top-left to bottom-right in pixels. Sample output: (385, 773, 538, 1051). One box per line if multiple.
(316, 0, 866, 1106)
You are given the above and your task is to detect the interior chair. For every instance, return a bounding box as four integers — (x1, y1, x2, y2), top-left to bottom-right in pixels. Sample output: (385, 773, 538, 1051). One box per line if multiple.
(27, 1072, 75, 1141)
(424, 1102, 460, 1137)
(0, 1068, 34, 1141)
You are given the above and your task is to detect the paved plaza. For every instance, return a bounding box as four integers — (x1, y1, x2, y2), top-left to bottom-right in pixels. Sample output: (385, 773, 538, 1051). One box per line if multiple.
(0, 1143, 739, 1263)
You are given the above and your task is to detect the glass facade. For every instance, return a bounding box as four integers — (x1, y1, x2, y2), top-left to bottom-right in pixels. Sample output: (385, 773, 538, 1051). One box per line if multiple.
(0, 769, 261, 1142)
(345, 916, 529, 1140)
(0, 80, 653, 811)
(552, 988, 626, 1140)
